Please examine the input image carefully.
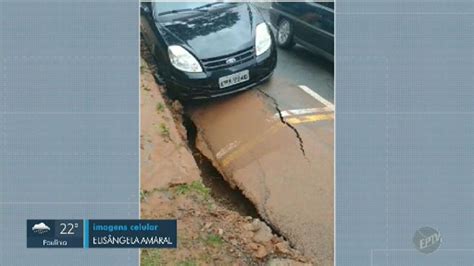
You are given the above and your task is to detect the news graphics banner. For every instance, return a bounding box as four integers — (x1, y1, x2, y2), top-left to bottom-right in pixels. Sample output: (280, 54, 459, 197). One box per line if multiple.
(27, 220, 177, 249)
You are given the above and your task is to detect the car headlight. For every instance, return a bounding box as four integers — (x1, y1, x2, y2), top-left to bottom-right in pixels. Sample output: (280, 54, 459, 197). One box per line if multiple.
(168, 45, 203, 73)
(255, 23, 272, 56)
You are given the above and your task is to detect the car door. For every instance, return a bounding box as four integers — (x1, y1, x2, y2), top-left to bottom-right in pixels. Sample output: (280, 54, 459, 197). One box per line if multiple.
(272, 2, 299, 27)
(295, 1, 334, 57)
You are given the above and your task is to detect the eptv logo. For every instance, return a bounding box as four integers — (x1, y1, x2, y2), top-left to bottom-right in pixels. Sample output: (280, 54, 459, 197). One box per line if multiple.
(413, 227, 441, 254)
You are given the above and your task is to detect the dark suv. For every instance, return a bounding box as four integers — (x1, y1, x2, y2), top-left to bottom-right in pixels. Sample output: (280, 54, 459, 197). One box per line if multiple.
(269, 2, 334, 61)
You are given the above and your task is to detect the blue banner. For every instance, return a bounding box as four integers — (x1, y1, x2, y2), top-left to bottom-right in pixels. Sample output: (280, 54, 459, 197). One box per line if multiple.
(27, 219, 177, 249)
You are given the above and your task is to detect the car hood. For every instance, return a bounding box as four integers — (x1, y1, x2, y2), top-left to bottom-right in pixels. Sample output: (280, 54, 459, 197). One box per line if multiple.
(156, 3, 258, 59)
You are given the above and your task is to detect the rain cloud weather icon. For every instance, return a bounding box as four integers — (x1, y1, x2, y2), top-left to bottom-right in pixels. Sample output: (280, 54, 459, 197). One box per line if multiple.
(32, 222, 50, 234)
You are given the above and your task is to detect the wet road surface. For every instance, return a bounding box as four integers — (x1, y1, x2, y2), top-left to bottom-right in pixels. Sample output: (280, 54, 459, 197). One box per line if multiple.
(255, 3, 334, 103)
(186, 77, 334, 265)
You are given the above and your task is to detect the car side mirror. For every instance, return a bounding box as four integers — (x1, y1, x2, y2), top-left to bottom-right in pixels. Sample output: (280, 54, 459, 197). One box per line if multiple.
(140, 4, 151, 16)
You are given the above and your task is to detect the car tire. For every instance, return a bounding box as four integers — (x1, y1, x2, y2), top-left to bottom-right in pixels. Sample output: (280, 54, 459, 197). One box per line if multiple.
(276, 18, 295, 49)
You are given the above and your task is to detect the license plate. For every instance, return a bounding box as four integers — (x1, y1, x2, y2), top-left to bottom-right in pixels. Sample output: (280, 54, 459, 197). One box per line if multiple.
(218, 70, 250, 89)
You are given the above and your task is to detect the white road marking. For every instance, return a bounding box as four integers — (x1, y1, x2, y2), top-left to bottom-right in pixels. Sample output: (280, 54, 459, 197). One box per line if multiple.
(276, 106, 333, 118)
(298, 85, 334, 110)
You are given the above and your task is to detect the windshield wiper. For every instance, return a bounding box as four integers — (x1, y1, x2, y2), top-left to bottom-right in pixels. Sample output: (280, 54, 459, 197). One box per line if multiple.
(158, 8, 205, 16)
(194, 2, 230, 10)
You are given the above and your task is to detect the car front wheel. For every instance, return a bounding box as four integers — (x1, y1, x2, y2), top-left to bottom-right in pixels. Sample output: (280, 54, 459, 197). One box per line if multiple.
(276, 18, 295, 49)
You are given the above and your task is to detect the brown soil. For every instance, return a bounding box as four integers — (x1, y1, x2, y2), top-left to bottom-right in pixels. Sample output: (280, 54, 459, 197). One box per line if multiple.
(141, 185, 311, 266)
(140, 57, 200, 191)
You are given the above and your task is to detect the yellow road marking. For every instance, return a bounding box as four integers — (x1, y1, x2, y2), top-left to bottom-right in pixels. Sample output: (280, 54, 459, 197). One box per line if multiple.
(286, 113, 334, 125)
(221, 122, 283, 167)
(220, 112, 333, 167)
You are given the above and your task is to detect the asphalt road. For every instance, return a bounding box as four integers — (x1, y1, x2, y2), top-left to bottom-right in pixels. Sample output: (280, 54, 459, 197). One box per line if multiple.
(187, 77, 334, 265)
(255, 3, 334, 103)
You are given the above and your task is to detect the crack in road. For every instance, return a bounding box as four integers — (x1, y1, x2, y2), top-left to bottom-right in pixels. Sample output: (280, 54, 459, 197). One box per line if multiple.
(190, 117, 287, 239)
(257, 88, 308, 159)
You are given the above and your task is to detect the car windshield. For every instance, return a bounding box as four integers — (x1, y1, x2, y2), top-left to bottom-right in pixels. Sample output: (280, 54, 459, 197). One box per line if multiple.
(152, 2, 229, 15)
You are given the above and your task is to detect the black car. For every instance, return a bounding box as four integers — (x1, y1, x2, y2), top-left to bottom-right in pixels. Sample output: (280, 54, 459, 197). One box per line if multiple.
(269, 2, 334, 61)
(140, 2, 277, 100)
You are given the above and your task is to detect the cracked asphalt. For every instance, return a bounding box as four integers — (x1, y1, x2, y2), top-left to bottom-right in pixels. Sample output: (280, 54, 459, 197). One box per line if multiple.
(186, 75, 334, 265)
(257, 87, 307, 158)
